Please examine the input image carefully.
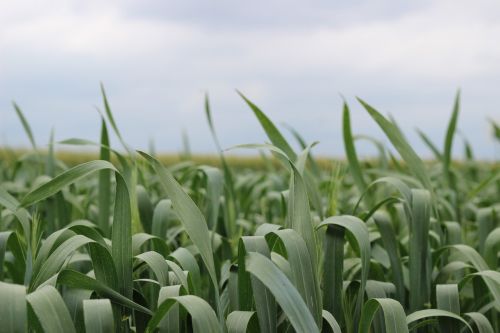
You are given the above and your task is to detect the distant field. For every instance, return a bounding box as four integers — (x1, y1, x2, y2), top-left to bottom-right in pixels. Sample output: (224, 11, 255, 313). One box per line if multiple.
(1, 148, 332, 169)
(2, 147, 497, 170)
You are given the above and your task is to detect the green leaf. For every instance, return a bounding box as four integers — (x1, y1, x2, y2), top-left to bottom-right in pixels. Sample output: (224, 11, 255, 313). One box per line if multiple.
(354, 176, 412, 217)
(237, 91, 296, 160)
(436, 284, 460, 333)
(46, 128, 55, 176)
(146, 295, 220, 333)
(406, 309, 472, 332)
(238, 236, 276, 333)
(477, 208, 495, 255)
(467, 169, 500, 199)
(416, 129, 443, 161)
(0, 188, 33, 284)
(57, 138, 128, 168)
(0, 231, 25, 281)
(268, 229, 322, 327)
(137, 185, 153, 233)
(57, 269, 152, 315)
(318, 215, 370, 328)
(100, 83, 132, 154)
(204, 94, 238, 238)
(151, 199, 172, 239)
(21, 160, 117, 207)
(166, 260, 190, 293)
(198, 166, 224, 230)
(322, 223, 345, 327)
(439, 244, 489, 271)
(322, 310, 342, 333)
(87, 242, 118, 293)
(169, 247, 201, 295)
(464, 312, 494, 333)
(284, 123, 321, 176)
(137, 152, 221, 317)
(30, 235, 94, 291)
(26, 285, 76, 333)
(359, 298, 409, 333)
(111, 175, 133, 299)
(443, 90, 460, 188)
(459, 270, 500, 312)
(0, 282, 27, 333)
(63, 288, 92, 332)
(484, 227, 500, 269)
(357, 98, 433, 192)
(288, 160, 319, 276)
(489, 118, 500, 141)
(343, 101, 367, 194)
(372, 213, 405, 304)
(98, 118, 112, 236)
(157, 285, 183, 332)
(132, 233, 169, 257)
(237, 96, 323, 218)
(245, 252, 319, 333)
(230, 143, 319, 282)
(408, 189, 431, 311)
(135, 251, 169, 287)
(13, 102, 37, 151)
(83, 299, 115, 333)
(226, 311, 258, 333)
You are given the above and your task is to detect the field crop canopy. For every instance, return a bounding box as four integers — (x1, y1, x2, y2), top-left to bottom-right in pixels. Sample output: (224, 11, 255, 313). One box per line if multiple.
(0, 89, 499, 332)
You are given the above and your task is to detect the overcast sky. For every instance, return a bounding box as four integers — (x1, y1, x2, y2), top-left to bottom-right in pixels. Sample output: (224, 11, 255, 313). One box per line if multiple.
(1, 0, 499, 159)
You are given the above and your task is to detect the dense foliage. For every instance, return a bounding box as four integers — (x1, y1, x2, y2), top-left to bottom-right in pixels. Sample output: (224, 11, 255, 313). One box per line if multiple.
(0, 88, 499, 332)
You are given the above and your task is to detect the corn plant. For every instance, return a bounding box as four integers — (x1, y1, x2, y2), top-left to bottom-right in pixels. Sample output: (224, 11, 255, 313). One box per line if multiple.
(0, 88, 499, 332)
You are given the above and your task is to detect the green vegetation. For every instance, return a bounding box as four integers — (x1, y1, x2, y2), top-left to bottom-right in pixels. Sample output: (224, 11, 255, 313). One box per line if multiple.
(0, 88, 499, 332)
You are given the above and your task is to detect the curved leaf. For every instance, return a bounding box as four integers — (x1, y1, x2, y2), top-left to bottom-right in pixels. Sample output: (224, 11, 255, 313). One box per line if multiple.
(21, 160, 117, 207)
(318, 215, 370, 327)
(26, 285, 76, 333)
(406, 309, 472, 332)
(0, 281, 26, 333)
(226, 311, 257, 333)
(146, 295, 219, 333)
(359, 298, 408, 333)
(245, 252, 319, 333)
(83, 299, 114, 333)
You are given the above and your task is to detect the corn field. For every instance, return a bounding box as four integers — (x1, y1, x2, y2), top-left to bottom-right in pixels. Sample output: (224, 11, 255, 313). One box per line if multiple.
(0, 87, 499, 333)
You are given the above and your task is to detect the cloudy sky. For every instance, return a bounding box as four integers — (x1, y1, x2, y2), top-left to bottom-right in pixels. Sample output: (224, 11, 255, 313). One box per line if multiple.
(1, 0, 499, 159)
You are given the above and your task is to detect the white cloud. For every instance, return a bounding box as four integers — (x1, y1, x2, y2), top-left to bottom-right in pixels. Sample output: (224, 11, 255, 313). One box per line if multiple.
(2, 0, 500, 79)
